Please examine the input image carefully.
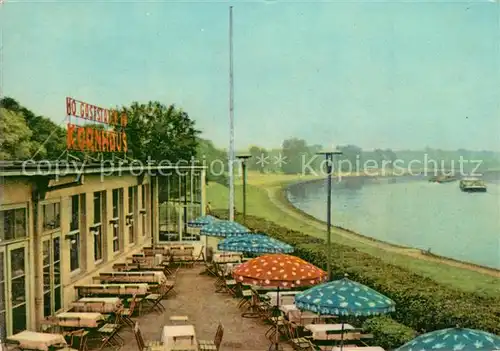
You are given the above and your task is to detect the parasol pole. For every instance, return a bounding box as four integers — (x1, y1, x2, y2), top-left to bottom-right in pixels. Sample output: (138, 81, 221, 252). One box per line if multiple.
(228, 5, 235, 222)
(273, 286, 280, 351)
(340, 321, 345, 350)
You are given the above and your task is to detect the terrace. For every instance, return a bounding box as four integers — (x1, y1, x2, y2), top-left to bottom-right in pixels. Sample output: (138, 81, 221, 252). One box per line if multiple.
(4, 245, 382, 351)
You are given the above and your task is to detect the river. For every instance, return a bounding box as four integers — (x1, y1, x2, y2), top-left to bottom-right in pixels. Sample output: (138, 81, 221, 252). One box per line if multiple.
(287, 174, 500, 269)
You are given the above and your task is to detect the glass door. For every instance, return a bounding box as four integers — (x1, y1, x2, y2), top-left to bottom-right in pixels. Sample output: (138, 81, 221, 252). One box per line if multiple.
(6, 242, 29, 335)
(0, 248, 6, 340)
(42, 235, 62, 318)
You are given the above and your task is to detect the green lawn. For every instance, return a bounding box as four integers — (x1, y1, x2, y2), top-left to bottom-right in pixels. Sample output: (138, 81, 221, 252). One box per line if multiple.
(206, 177, 500, 296)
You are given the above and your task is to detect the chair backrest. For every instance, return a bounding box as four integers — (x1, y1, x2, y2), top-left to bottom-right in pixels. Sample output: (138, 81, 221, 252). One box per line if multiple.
(133, 322, 145, 351)
(128, 293, 138, 314)
(171, 267, 180, 281)
(214, 322, 224, 349)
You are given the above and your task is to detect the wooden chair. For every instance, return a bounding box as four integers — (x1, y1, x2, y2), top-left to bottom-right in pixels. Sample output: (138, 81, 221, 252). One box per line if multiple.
(121, 293, 138, 327)
(193, 245, 205, 264)
(238, 288, 253, 309)
(285, 320, 316, 351)
(133, 322, 163, 351)
(95, 312, 123, 351)
(198, 322, 224, 351)
(144, 281, 172, 313)
(65, 329, 89, 351)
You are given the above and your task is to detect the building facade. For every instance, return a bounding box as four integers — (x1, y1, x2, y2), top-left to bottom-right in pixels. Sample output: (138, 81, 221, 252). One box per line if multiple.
(0, 162, 206, 338)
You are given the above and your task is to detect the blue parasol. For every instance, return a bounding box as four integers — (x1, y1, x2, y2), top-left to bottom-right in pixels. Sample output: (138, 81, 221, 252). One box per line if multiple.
(295, 277, 396, 316)
(187, 215, 218, 228)
(217, 234, 294, 254)
(395, 327, 500, 351)
(200, 220, 250, 237)
(295, 276, 396, 350)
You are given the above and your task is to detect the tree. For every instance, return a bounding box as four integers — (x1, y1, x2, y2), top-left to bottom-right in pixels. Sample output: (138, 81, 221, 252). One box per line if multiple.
(196, 138, 227, 184)
(0, 108, 35, 160)
(337, 144, 363, 173)
(122, 101, 200, 162)
(0, 97, 67, 160)
(247, 146, 269, 173)
(281, 138, 310, 174)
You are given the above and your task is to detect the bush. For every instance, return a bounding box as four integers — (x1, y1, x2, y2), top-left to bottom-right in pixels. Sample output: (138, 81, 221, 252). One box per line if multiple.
(212, 209, 500, 336)
(363, 316, 416, 350)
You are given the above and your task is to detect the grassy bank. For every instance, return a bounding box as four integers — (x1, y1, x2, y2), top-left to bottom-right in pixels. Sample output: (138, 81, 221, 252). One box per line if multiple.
(206, 172, 500, 296)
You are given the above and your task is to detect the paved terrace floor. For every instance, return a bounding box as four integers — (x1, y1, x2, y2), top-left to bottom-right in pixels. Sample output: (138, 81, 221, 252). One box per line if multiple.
(118, 265, 294, 351)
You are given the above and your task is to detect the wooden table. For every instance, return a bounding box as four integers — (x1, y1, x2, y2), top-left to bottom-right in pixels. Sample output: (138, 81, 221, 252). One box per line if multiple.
(55, 312, 105, 328)
(6, 331, 67, 351)
(75, 283, 149, 297)
(213, 253, 242, 263)
(279, 304, 324, 325)
(265, 291, 300, 306)
(305, 324, 356, 340)
(73, 297, 122, 313)
(113, 263, 167, 272)
(161, 325, 198, 351)
(99, 271, 166, 284)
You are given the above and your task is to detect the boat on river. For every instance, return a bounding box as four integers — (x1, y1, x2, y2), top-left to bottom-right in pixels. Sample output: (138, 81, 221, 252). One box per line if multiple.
(459, 177, 487, 192)
(428, 175, 457, 183)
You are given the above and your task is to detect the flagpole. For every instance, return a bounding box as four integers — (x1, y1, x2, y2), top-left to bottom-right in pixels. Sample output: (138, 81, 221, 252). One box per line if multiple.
(228, 5, 235, 222)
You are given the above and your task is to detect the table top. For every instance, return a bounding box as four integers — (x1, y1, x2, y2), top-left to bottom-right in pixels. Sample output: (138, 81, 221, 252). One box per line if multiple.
(76, 283, 149, 288)
(79, 297, 121, 303)
(101, 271, 164, 276)
(7, 331, 67, 351)
(57, 312, 102, 319)
(266, 291, 300, 297)
(161, 325, 198, 351)
(7, 331, 65, 343)
(305, 324, 355, 333)
(162, 325, 196, 337)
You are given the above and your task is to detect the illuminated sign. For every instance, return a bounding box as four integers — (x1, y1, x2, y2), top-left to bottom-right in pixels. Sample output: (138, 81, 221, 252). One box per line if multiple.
(66, 97, 128, 153)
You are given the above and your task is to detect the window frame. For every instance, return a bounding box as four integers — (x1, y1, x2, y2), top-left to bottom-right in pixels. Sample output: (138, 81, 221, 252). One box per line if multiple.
(111, 188, 122, 253)
(42, 201, 61, 233)
(92, 191, 105, 263)
(0, 204, 28, 243)
(127, 186, 137, 245)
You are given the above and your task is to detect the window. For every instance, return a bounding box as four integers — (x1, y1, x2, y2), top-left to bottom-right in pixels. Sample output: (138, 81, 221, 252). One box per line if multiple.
(141, 185, 146, 209)
(43, 203, 60, 231)
(112, 189, 121, 252)
(0, 208, 27, 241)
(128, 187, 136, 244)
(70, 195, 79, 232)
(141, 185, 148, 237)
(112, 189, 120, 219)
(69, 233, 80, 272)
(68, 195, 81, 272)
(93, 192, 104, 262)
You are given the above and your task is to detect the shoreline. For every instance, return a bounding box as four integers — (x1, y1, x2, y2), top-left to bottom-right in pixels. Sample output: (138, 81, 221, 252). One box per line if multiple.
(271, 183, 500, 278)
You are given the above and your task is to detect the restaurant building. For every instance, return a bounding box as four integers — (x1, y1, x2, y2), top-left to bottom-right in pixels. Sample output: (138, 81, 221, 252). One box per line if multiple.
(0, 161, 206, 338)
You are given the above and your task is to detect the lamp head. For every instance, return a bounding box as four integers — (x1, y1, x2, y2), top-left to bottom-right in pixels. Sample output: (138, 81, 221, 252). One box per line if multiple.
(317, 145, 342, 156)
(236, 153, 252, 160)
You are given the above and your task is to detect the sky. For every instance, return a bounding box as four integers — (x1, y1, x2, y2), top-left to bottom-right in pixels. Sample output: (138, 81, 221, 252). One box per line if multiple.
(1, 0, 500, 151)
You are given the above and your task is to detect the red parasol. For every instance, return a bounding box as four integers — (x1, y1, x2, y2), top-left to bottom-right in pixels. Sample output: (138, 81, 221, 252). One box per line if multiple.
(233, 253, 327, 288)
(233, 254, 327, 350)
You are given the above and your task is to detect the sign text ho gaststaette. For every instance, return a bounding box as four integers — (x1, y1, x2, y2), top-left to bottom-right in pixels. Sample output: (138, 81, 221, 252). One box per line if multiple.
(66, 97, 128, 153)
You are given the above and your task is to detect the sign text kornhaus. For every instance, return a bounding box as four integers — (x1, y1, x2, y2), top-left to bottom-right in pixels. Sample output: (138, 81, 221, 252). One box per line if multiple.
(66, 97, 128, 153)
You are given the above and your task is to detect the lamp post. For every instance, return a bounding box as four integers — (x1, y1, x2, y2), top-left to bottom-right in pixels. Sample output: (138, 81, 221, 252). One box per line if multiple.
(236, 154, 251, 223)
(317, 148, 342, 280)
